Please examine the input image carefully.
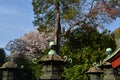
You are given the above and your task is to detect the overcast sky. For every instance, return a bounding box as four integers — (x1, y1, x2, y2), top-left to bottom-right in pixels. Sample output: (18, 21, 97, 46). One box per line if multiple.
(0, 0, 120, 50)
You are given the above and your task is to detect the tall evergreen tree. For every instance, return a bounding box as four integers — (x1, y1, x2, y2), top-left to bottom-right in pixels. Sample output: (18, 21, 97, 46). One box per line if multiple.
(32, 0, 120, 54)
(32, 0, 80, 54)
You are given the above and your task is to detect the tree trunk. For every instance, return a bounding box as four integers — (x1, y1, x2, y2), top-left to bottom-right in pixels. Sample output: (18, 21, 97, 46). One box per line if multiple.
(54, 1, 61, 54)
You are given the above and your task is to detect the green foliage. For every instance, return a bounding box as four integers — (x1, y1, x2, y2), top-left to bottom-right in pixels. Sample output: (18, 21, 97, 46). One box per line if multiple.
(30, 63, 43, 80)
(13, 53, 41, 80)
(114, 27, 120, 48)
(0, 48, 6, 66)
(62, 65, 88, 80)
(10, 0, 119, 79)
(0, 48, 6, 80)
(32, 0, 80, 32)
(7, 26, 116, 80)
(61, 26, 116, 80)
(32, 0, 120, 34)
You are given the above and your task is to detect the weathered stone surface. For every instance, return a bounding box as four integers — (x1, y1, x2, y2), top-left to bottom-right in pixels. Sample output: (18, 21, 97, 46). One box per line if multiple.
(0, 62, 18, 80)
(38, 54, 66, 80)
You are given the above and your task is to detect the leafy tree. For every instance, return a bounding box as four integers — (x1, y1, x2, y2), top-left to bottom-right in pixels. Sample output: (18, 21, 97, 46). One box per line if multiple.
(13, 53, 39, 80)
(5, 31, 53, 59)
(0, 48, 6, 80)
(32, 0, 120, 31)
(32, 0, 80, 29)
(32, 0, 80, 54)
(61, 26, 116, 80)
(114, 27, 120, 48)
(32, 1, 119, 79)
(5, 31, 52, 79)
(0, 48, 6, 66)
(32, 0, 120, 51)
(5, 39, 28, 51)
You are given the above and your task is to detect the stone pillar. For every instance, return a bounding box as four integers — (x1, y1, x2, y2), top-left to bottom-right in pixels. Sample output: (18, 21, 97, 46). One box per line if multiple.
(86, 67, 103, 80)
(0, 62, 18, 80)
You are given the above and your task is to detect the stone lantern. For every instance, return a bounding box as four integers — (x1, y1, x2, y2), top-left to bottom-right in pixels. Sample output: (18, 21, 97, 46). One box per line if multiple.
(100, 62, 119, 80)
(86, 67, 103, 80)
(0, 61, 18, 80)
(38, 41, 66, 80)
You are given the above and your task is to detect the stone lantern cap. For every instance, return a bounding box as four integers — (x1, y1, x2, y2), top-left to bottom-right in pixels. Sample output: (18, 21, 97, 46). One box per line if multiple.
(99, 62, 112, 68)
(102, 62, 111, 66)
(38, 54, 66, 64)
(86, 67, 103, 74)
(0, 62, 17, 69)
(49, 41, 56, 48)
